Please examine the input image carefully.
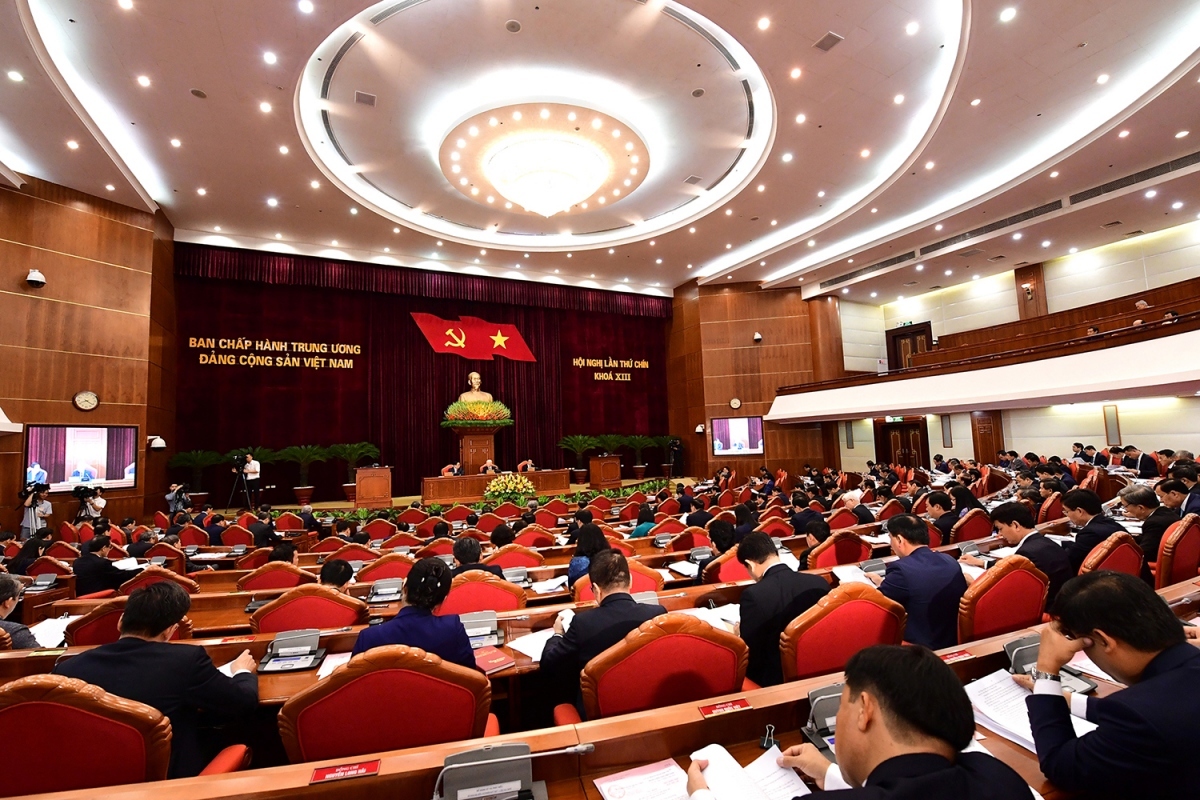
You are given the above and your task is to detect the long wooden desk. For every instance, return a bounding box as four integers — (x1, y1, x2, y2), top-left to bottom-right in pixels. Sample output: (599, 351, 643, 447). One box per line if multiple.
(422, 469, 572, 505)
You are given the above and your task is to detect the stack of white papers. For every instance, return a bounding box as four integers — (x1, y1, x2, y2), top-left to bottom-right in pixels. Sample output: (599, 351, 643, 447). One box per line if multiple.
(689, 743, 811, 799)
(862, 533, 891, 545)
(965, 669, 1098, 752)
(595, 758, 688, 800)
(960, 563, 986, 581)
(656, 568, 675, 582)
(189, 552, 226, 560)
(1068, 652, 1119, 684)
(507, 628, 557, 662)
(668, 560, 700, 578)
(831, 565, 875, 586)
(112, 557, 144, 571)
(530, 575, 568, 595)
(28, 615, 80, 648)
(988, 546, 1018, 559)
(778, 550, 801, 571)
(317, 652, 352, 679)
(1045, 534, 1073, 545)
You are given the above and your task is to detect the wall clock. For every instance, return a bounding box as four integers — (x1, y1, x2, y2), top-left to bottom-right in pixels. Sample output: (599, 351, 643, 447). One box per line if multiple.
(73, 390, 99, 411)
(729, 398, 742, 410)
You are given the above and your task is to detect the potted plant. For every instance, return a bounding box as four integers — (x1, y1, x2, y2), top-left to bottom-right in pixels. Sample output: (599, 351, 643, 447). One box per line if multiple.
(326, 442, 381, 504)
(557, 434, 599, 484)
(652, 435, 675, 478)
(625, 435, 655, 480)
(165, 450, 225, 509)
(276, 445, 328, 506)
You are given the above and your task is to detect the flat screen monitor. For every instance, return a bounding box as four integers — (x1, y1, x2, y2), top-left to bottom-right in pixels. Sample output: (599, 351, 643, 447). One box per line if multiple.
(711, 417, 764, 456)
(25, 425, 138, 492)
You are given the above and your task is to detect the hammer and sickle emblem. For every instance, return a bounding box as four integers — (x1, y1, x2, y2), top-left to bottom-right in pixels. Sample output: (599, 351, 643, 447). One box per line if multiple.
(444, 328, 467, 349)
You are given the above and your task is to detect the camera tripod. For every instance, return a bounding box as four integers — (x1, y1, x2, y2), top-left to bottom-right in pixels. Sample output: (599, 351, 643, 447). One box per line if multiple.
(225, 463, 254, 511)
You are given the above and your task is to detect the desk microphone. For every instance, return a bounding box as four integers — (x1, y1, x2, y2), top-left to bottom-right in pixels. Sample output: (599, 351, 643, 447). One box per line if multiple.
(430, 742, 595, 800)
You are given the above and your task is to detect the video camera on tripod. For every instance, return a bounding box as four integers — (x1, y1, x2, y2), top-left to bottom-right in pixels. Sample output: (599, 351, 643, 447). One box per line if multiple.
(18, 481, 49, 502)
(71, 484, 99, 501)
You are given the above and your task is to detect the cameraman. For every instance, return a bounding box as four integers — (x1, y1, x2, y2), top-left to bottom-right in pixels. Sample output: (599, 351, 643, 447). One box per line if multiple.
(20, 485, 51, 540)
(75, 485, 106, 523)
(235, 454, 262, 508)
(165, 483, 190, 515)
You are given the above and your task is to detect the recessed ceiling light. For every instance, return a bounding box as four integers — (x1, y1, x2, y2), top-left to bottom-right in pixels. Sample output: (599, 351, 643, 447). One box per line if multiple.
(591, 118, 602, 129)
(860, 149, 871, 158)
(893, 94, 905, 104)
(332, 240, 339, 246)
(524, 253, 529, 258)
(656, 258, 662, 264)
(1041, 240, 1051, 247)
(136, 75, 151, 87)
(1172, 201, 1184, 209)
(898, 295, 904, 301)
(905, 21, 919, 35)
(266, 196, 276, 206)
(925, 161, 935, 169)
(790, 67, 801, 79)
(807, 239, 816, 247)
(275, 233, 282, 239)
(1176, 130, 1190, 138)
(817, 190, 825, 197)
(935, 224, 943, 231)
(999, 7, 1017, 22)
(471, 187, 480, 195)
(311, 180, 320, 189)
(279, 145, 289, 155)
(726, 243, 732, 249)
(459, 177, 467, 185)
(66, 140, 79, 150)
(213, 226, 221, 231)
(350, 207, 358, 215)
(725, 209, 733, 215)
(1145, 189, 1157, 198)
(781, 152, 793, 162)
(566, 253, 572, 258)
(436, 240, 443, 246)
(393, 227, 399, 233)
(104, 184, 115, 192)
(505, 202, 512, 209)
(916, 264, 924, 271)
(1096, 73, 1109, 85)
(1049, 171, 1059, 178)
(264, 52, 277, 65)
(770, 220, 777, 226)
(6, 71, 22, 82)
(871, 291, 878, 298)
(650, 240, 655, 245)
(727, 275, 733, 280)
(1012, 232, 1022, 240)
(197, 187, 207, 195)
(795, 113, 807, 124)
(757, 17, 770, 30)
(1069, 247, 1078, 254)
(760, 260, 767, 266)
(944, 269, 953, 276)
(118, 0, 133, 8)
(687, 264, 693, 269)
(1118, 130, 1130, 138)
(870, 208, 878, 213)
(384, 247, 390, 253)
(757, 184, 765, 192)
(170, 138, 181, 147)
(972, 274, 980, 280)
(259, 101, 272, 113)
(841, 288, 849, 294)
(970, 98, 981, 106)
(689, 227, 696, 233)
(554, 269, 559, 273)
(298, 0, 314, 12)
(847, 259, 853, 263)
(456, 138, 467, 149)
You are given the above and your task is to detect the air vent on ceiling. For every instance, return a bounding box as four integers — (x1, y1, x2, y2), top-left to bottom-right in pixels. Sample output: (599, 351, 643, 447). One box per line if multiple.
(820, 251, 916, 289)
(920, 200, 1062, 255)
(813, 31, 844, 51)
(1101, 220, 1123, 228)
(662, 6, 740, 69)
(320, 31, 364, 99)
(959, 248, 985, 257)
(1124, 230, 1146, 237)
(354, 91, 376, 107)
(903, 281, 918, 287)
(1070, 149, 1200, 205)
(683, 175, 704, 185)
(1014, 261, 1029, 267)
(987, 255, 1007, 262)
(930, 285, 943, 290)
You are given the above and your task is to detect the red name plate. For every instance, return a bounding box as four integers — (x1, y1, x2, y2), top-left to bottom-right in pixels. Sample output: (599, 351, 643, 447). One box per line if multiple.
(310, 759, 381, 784)
(699, 698, 752, 718)
(219, 636, 256, 644)
(940, 650, 975, 664)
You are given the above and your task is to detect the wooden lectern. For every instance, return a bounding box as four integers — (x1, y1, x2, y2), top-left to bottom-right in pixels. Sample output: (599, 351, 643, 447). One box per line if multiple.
(355, 466, 392, 509)
(453, 426, 502, 476)
(589, 456, 622, 490)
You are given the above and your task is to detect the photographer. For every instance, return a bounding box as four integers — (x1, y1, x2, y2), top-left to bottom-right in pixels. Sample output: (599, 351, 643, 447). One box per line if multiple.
(165, 484, 190, 515)
(19, 484, 51, 540)
(73, 485, 105, 524)
(232, 454, 261, 508)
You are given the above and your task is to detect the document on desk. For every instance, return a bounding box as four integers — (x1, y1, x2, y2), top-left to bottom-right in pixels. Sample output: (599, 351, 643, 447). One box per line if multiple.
(530, 575, 568, 595)
(112, 557, 144, 571)
(778, 550, 801, 571)
(830, 565, 875, 587)
(28, 615, 81, 648)
(688, 743, 810, 800)
(965, 669, 1098, 753)
(189, 552, 226, 560)
(673, 606, 732, 631)
(316, 652, 352, 680)
(988, 546, 1018, 559)
(960, 563, 986, 582)
(594, 758, 689, 800)
(507, 628, 557, 663)
(668, 560, 700, 578)
(862, 533, 891, 546)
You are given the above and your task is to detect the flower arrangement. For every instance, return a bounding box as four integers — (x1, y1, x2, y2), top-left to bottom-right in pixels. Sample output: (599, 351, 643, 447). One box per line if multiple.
(484, 473, 537, 504)
(441, 400, 514, 428)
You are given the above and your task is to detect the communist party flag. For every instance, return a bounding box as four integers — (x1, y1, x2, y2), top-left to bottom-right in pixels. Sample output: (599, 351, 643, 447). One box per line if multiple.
(410, 313, 537, 362)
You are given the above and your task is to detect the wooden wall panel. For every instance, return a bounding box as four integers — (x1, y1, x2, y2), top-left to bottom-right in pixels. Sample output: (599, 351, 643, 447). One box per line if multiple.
(143, 211, 177, 517)
(1014, 263, 1049, 320)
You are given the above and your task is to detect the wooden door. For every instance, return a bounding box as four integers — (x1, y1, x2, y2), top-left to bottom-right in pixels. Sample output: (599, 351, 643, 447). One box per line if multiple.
(877, 422, 930, 469)
(886, 322, 934, 370)
(971, 411, 1006, 464)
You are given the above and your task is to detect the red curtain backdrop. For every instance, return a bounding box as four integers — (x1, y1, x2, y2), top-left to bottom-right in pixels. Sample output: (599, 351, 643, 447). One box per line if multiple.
(174, 245, 669, 501)
(105, 426, 138, 481)
(26, 426, 66, 484)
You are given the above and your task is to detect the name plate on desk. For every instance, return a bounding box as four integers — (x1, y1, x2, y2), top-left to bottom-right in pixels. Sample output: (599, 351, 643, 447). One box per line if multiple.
(310, 759, 381, 784)
(940, 649, 975, 664)
(698, 698, 751, 718)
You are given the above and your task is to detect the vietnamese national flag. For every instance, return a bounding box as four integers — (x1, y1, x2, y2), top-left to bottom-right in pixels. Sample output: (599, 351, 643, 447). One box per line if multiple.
(411, 313, 537, 362)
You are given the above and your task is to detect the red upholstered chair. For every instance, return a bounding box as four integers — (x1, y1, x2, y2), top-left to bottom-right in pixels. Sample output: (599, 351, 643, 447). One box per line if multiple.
(716, 489, 735, 508)
(808, 531, 873, 569)
(616, 503, 639, 524)
(514, 529, 555, 548)
(924, 519, 943, 549)
(415, 516, 446, 537)
(436, 572, 527, 616)
(573, 560, 664, 602)
(737, 487, 752, 504)
(235, 548, 271, 570)
(957, 555, 1048, 642)
(107, 544, 129, 559)
(827, 508, 860, 530)
(759, 506, 785, 522)
(583, 505, 607, 520)
(859, 489, 875, 504)
(77, 522, 95, 543)
(591, 496, 613, 512)
(1079, 469, 1101, 493)
(355, 553, 416, 582)
(26, 556, 73, 578)
(233, 512, 255, 529)
(153, 511, 170, 529)
(876, 499, 905, 521)
(1079, 532, 1143, 577)
(669, 529, 712, 552)
(0, 674, 250, 795)
(439, 505, 470, 524)
(58, 522, 79, 544)
(275, 512, 304, 532)
(701, 548, 751, 584)
(808, 500, 826, 513)
(711, 510, 737, 525)
(119, 566, 200, 596)
(221, 525, 255, 548)
(544, 498, 570, 515)
(780, 584, 907, 681)
(658, 497, 680, 515)
(554, 614, 747, 724)
(0, 540, 19, 559)
(912, 493, 929, 515)
(484, 544, 545, 569)
(177, 525, 209, 548)
(534, 509, 559, 528)
(1037, 492, 1064, 524)
(357, 519, 395, 542)
(398, 507, 429, 525)
(327, 542, 381, 563)
(648, 518, 687, 537)
(45, 541, 80, 560)
(969, 480, 987, 499)
(1153, 514, 1200, 589)
(753, 518, 793, 538)
(251, 584, 369, 634)
(653, 512, 669, 524)
(474, 513, 505, 534)
(311, 536, 348, 553)
(236, 562, 317, 592)
(415, 539, 455, 559)
(492, 502, 523, 519)
(458, 528, 490, 542)
(381, 532, 426, 548)
(950, 509, 993, 543)
(144, 543, 187, 574)
(277, 645, 498, 763)
(625, 491, 647, 505)
(606, 536, 635, 556)
(64, 597, 194, 647)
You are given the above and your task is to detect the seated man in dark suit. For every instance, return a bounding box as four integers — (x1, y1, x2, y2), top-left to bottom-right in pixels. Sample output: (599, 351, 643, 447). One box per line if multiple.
(868, 515, 967, 650)
(54, 582, 258, 777)
(1061, 488, 1127, 573)
(249, 512, 280, 549)
(923, 490, 956, 543)
(960, 502, 1072, 608)
(795, 519, 833, 569)
(1122, 444, 1159, 479)
(427, 520, 453, 542)
(451, 537, 503, 578)
(541, 550, 666, 712)
(789, 491, 823, 537)
(297, 504, 321, 532)
(736, 532, 830, 686)
(684, 502, 713, 529)
(850, 491, 876, 526)
(1117, 484, 1180, 584)
(687, 645, 1031, 800)
(479, 459, 500, 475)
(319, 558, 353, 591)
(694, 520, 736, 585)
(268, 542, 297, 565)
(164, 512, 190, 540)
(127, 529, 158, 559)
(203, 514, 228, 547)
(1020, 571, 1200, 799)
(1167, 462, 1200, 516)
(676, 484, 695, 514)
(72, 534, 129, 596)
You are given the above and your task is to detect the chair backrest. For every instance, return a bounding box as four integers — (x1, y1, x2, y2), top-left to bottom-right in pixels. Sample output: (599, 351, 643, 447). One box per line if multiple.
(625, 491, 647, 504)
(235, 548, 271, 570)
(327, 543, 381, 563)
(221, 525, 254, 547)
(716, 489, 735, 508)
(144, 543, 186, 574)
(236, 562, 318, 592)
(177, 525, 209, 548)
(277, 645, 492, 763)
(543, 498, 570, 515)
(275, 512, 305, 531)
(669, 529, 712, 552)
(957, 555, 1048, 642)
(737, 487, 752, 504)
(45, 541, 80, 560)
(591, 495, 613, 512)
(414, 516, 446, 536)
(28, 556, 72, 577)
(859, 489, 875, 503)
(876, 499, 905, 521)
(1079, 532, 1144, 577)
(753, 518, 792, 538)
(77, 523, 95, 543)
(441, 505, 472, 523)
(605, 536, 635, 556)
(826, 508, 860, 529)
(0, 540, 19, 559)
(950, 509, 993, 543)
(380, 532, 425, 549)
(118, 566, 200, 596)
(491, 502, 522, 519)
(513, 529, 555, 548)
(398, 507, 429, 525)
(573, 560, 664, 602)
(1037, 492, 1064, 524)
(64, 597, 193, 647)
(484, 544, 545, 569)
(59, 522, 79, 543)
(362, 518, 399, 538)
(701, 548, 751, 584)
(0, 675, 172, 794)
(581, 614, 746, 719)
(311, 537, 348, 553)
(617, 502, 639, 522)
(780, 584, 907, 681)
(809, 531, 873, 569)
(251, 584, 370, 633)
(658, 497, 680, 516)
(458, 528, 490, 542)
(534, 509, 559, 529)
(712, 510, 736, 525)
(924, 519, 942, 549)
(153, 511, 170, 529)
(912, 493, 929, 515)
(436, 572, 526, 616)
(759, 506, 785, 522)
(474, 513, 505, 533)
(648, 518, 686, 536)
(236, 512, 257, 528)
(415, 539, 455, 559)
(355, 553, 417, 582)
(1156, 514, 1200, 589)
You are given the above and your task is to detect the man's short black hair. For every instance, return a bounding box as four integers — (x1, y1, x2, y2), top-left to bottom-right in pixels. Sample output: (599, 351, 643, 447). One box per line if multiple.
(0, 573, 22, 604)
(1051, 571, 1185, 652)
(120, 517, 136, 527)
(334, 519, 352, 533)
(269, 543, 296, 563)
(736, 532, 777, 565)
(319, 558, 353, 587)
(208, 514, 225, 525)
(490, 524, 515, 547)
(453, 536, 482, 565)
(90, 534, 112, 552)
(575, 509, 594, 525)
(588, 549, 631, 591)
(1169, 463, 1198, 483)
(465, 513, 479, 526)
(1062, 488, 1103, 516)
(925, 491, 952, 512)
(844, 645, 975, 750)
(120, 581, 191, 637)
(887, 514, 928, 545)
(707, 520, 736, 553)
(990, 501, 1036, 529)
(1158, 479, 1188, 495)
(432, 521, 450, 539)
